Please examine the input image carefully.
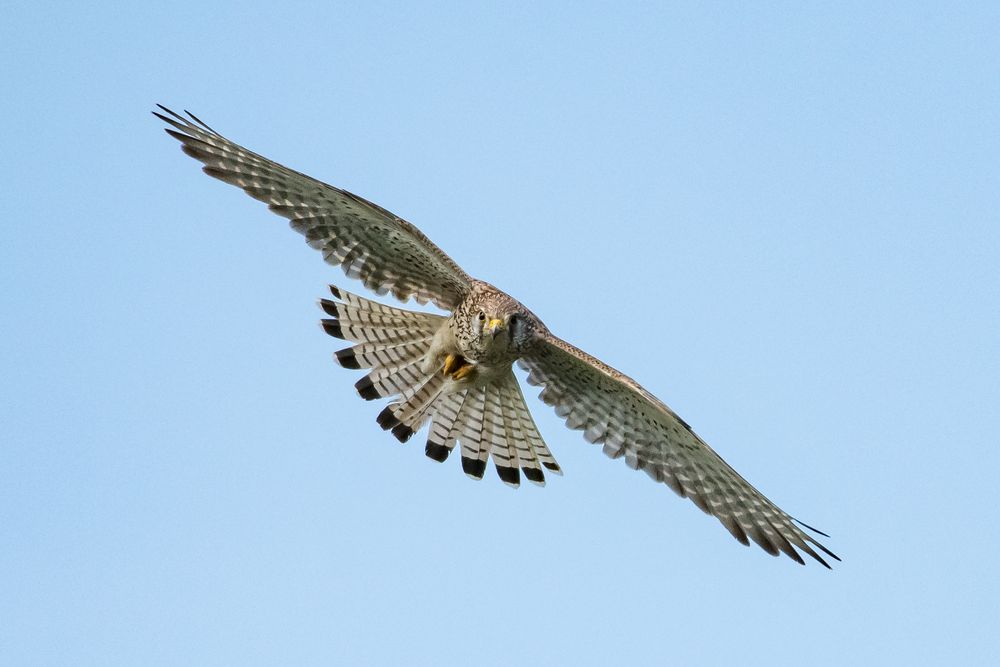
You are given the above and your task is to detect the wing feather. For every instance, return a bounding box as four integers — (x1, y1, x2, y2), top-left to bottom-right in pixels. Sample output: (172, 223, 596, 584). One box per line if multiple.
(155, 105, 472, 310)
(519, 333, 838, 567)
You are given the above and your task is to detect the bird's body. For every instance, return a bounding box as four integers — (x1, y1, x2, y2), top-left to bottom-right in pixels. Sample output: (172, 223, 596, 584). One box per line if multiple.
(156, 105, 839, 567)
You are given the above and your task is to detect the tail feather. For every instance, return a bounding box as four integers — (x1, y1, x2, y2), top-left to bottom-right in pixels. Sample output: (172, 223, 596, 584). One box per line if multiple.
(459, 386, 490, 480)
(506, 378, 562, 475)
(379, 372, 449, 442)
(425, 391, 467, 462)
(483, 384, 521, 487)
(392, 372, 447, 425)
(335, 338, 429, 371)
(444, 373, 558, 486)
(322, 293, 440, 334)
(319, 284, 560, 486)
(319, 285, 442, 346)
(356, 357, 428, 401)
(321, 311, 436, 346)
(497, 378, 546, 485)
(319, 284, 442, 403)
(494, 386, 523, 486)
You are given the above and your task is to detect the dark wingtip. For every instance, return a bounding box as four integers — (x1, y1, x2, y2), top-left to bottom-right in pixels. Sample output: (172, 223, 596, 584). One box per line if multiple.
(391, 423, 414, 443)
(335, 348, 361, 369)
(748, 526, 781, 557)
(425, 442, 451, 462)
(792, 517, 842, 564)
(720, 516, 750, 546)
(328, 285, 342, 299)
(542, 461, 562, 474)
(183, 108, 219, 134)
(814, 541, 842, 563)
(771, 530, 806, 566)
(793, 517, 831, 538)
(321, 319, 344, 340)
(461, 456, 487, 480)
(806, 549, 832, 569)
(355, 376, 380, 401)
(163, 128, 196, 144)
(376, 406, 400, 431)
(154, 104, 183, 121)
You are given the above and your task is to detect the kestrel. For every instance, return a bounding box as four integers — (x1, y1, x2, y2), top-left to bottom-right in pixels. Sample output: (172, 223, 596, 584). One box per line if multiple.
(156, 105, 839, 567)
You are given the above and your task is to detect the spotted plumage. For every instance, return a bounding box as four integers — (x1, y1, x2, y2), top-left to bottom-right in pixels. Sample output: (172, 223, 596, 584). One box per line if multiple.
(157, 105, 839, 567)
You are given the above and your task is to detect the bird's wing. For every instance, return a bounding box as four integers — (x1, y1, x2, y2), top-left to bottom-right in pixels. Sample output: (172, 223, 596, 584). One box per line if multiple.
(155, 106, 473, 310)
(518, 332, 839, 567)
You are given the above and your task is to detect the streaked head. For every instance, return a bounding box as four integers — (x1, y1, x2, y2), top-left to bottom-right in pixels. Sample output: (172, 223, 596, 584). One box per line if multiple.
(459, 282, 545, 360)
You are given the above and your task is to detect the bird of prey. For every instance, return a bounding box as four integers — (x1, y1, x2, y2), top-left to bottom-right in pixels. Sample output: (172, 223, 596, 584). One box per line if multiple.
(155, 105, 839, 567)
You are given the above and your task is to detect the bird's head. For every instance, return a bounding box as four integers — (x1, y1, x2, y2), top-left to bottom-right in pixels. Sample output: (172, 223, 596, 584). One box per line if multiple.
(467, 291, 536, 356)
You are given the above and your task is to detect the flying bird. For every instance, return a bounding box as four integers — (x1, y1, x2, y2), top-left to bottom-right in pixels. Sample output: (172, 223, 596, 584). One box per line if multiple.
(155, 105, 839, 567)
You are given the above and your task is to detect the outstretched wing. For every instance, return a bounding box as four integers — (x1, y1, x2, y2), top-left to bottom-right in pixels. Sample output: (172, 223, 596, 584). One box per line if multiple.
(519, 332, 839, 567)
(155, 105, 472, 310)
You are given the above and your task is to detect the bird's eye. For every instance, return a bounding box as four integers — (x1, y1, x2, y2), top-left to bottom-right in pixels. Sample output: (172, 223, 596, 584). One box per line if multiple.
(478, 312, 486, 321)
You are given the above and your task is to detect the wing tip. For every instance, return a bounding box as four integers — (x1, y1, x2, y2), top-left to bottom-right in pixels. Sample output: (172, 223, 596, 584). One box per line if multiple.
(793, 516, 832, 539)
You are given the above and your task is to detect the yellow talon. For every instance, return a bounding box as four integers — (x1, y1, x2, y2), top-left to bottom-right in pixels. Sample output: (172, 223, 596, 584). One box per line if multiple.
(442, 353, 475, 381)
(442, 353, 460, 376)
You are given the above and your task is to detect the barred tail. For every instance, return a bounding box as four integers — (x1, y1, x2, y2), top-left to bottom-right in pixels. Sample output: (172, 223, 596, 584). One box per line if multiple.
(424, 371, 561, 488)
(319, 284, 560, 487)
(319, 283, 444, 417)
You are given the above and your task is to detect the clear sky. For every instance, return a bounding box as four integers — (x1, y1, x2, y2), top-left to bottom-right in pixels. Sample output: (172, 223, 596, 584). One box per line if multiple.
(2, 2, 998, 665)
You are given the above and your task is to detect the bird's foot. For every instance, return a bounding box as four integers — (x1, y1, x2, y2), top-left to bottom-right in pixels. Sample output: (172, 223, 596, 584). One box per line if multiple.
(442, 353, 475, 381)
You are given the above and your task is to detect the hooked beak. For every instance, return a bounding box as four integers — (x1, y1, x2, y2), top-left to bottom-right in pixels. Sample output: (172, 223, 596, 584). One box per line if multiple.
(487, 318, 504, 338)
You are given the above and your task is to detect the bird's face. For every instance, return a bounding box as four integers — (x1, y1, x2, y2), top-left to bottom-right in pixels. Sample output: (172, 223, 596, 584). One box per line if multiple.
(469, 307, 528, 356)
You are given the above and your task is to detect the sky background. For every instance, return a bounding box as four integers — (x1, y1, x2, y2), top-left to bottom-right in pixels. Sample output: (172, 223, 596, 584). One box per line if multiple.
(2, 2, 999, 665)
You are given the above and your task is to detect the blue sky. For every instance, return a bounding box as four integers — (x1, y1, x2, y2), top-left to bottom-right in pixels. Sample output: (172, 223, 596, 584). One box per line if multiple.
(2, 2, 999, 665)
